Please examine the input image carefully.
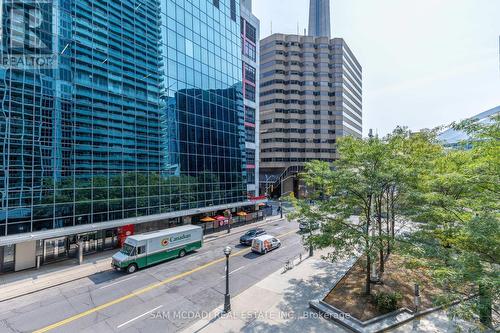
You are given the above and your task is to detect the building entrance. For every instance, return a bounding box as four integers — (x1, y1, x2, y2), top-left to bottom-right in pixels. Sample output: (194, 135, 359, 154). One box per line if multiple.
(43, 237, 68, 262)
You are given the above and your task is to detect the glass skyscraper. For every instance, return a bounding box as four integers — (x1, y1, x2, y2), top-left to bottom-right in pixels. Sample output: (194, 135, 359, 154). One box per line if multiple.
(0, 0, 249, 271)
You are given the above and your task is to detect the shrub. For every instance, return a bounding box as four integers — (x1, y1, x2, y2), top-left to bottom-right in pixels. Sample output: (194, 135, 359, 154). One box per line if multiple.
(373, 291, 403, 313)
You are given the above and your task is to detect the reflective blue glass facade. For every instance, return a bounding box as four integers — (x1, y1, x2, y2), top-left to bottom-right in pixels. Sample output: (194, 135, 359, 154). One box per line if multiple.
(0, 0, 246, 237)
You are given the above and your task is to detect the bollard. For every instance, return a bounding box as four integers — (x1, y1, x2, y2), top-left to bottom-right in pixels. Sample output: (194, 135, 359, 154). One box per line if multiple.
(36, 255, 41, 270)
(78, 241, 83, 265)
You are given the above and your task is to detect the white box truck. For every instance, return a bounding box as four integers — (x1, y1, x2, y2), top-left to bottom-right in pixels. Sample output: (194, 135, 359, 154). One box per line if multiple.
(112, 225, 203, 273)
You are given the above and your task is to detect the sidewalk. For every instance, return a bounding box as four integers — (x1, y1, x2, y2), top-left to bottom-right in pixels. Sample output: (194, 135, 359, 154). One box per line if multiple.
(182, 250, 486, 333)
(181, 249, 355, 333)
(0, 215, 284, 302)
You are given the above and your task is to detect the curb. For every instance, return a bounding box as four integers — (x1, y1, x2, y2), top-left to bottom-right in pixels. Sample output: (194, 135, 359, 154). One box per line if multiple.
(0, 216, 287, 302)
(180, 250, 316, 333)
(204, 216, 285, 243)
(0, 262, 111, 302)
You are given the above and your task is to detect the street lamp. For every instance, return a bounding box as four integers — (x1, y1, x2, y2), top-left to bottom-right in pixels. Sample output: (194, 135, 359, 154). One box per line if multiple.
(223, 246, 232, 313)
(279, 198, 283, 219)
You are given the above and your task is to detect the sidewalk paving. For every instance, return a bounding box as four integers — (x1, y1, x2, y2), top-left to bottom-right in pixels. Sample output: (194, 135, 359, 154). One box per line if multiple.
(182, 249, 485, 333)
(0, 215, 284, 302)
(181, 249, 354, 333)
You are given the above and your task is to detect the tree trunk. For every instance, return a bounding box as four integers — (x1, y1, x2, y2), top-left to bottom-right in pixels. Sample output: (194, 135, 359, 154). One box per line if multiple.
(479, 283, 492, 327)
(377, 194, 384, 273)
(386, 189, 391, 254)
(364, 195, 372, 296)
(365, 252, 371, 295)
(308, 229, 314, 257)
(390, 186, 396, 240)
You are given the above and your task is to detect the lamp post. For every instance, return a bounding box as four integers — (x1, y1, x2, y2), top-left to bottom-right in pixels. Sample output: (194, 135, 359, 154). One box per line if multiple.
(279, 198, 283, 219)
(223, 246, 232, 313)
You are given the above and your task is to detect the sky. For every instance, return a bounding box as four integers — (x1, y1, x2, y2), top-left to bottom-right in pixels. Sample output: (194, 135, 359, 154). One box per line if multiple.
(252, 0, 500, 136)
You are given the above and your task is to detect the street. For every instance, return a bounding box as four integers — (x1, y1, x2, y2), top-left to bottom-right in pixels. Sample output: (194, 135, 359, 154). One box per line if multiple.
(0, 219, 302, 333)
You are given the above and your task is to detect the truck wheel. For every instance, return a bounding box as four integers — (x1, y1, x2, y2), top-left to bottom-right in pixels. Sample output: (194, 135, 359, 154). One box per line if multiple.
(126, 264, 138, 274)
(178, 249, 186, 258)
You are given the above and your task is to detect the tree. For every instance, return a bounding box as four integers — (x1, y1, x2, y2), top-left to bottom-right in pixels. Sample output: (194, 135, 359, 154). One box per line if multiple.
(290, 136, 391, 295)
(290, 117, 499, 327)
(401, 116, 499, 327)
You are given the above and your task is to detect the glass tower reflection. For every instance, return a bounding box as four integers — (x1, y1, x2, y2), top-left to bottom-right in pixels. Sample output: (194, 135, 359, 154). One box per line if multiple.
(0, 0, 246, 236)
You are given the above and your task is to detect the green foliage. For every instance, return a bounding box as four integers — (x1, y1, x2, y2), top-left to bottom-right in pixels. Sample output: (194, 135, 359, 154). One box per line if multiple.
(402, 256, 427, 270)
(290, 116, 499, 326)
(372, 291, 403, 313)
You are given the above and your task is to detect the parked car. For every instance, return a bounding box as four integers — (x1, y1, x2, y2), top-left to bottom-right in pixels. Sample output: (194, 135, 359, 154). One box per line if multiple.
(251, 235, 281, 254)
(298, 221, 320, 233)
(240, 228, 266, 245)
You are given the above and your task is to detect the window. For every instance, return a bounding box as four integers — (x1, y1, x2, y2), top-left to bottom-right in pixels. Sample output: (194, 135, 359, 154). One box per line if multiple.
(246, 127, 255, 143)
(244, 63, 256, 84)
(245, 106, 256, 124)
(213, 0, 219, 8)
(230, 0, 236, 21)
(246, 22, 256, 43)
(137, 245, 146, 255)
(246, 149, 256, 165)
(243, 41, 256, 61)
(245, 84, 256, 102)
(247, 169, 255, 184)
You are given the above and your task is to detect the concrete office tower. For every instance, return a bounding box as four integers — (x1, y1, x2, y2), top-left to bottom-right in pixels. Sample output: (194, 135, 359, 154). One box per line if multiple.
(308, 0, 331, 38)
(259, 34, 362, 197)
(241, 1, 261, 197)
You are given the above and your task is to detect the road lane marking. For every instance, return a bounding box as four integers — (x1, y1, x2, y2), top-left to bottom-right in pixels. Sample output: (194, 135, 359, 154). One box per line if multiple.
(220, 265, 246, 279)
(33, 229, 297, 333)
(116, 305, 163, 329)
(98, 276, 137, 290)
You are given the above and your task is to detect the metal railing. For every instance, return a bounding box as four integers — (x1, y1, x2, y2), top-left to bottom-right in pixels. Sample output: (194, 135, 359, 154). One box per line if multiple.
(262, 165, 304, 197)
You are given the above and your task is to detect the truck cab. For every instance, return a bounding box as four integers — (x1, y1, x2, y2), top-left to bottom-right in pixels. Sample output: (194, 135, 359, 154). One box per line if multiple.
(111, 238, 147, 273)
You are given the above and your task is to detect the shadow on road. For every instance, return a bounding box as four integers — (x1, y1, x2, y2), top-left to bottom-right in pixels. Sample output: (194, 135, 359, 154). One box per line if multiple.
(87, 270, 122, 285)
(243, 252, 261, 260)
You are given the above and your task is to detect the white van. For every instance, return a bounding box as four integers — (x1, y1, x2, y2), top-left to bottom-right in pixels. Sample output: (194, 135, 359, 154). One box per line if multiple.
(251, 235, 281, 254)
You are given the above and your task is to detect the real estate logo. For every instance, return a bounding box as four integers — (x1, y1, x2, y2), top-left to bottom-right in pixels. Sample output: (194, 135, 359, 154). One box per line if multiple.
(0, 0, 57, 69)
